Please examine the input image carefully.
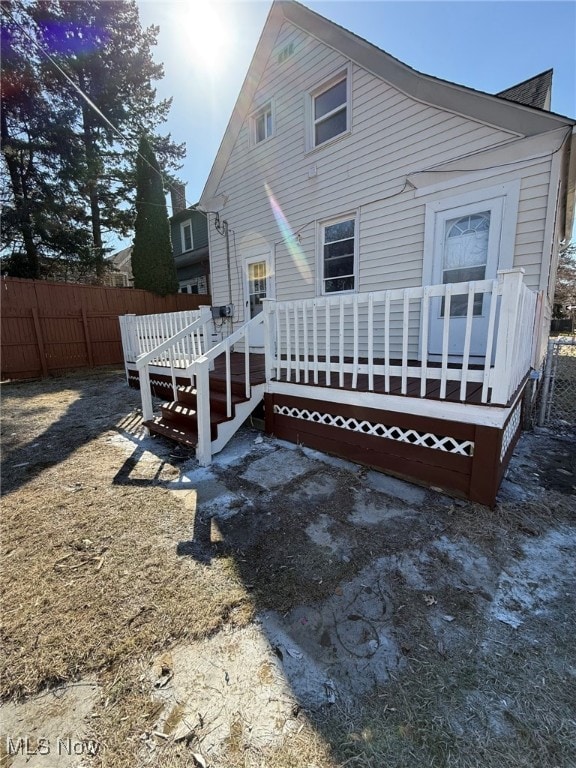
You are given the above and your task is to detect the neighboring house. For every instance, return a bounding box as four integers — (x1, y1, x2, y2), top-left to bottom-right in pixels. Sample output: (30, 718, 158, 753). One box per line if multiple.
(123, 1, 575, 506)
(106, 245, 133, 287)
(169, 184, 210, 295)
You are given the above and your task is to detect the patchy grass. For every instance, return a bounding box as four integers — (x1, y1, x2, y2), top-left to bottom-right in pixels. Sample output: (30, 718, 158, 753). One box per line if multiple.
(1, 370, 576, 768)
(0, 372, 253, 702)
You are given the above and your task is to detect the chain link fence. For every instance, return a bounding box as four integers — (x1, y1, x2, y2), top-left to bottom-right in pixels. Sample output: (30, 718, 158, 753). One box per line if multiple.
(536, 338, 576, 428)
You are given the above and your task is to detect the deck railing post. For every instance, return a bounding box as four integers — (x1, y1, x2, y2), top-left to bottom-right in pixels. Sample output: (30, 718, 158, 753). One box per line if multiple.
(138, 364, 154, 422)
(194, 356, 212, 466)
(121, 314, 138, 364)
(491, 269, 525, 405)
(262, 299, 276, 383)
(199, 306, 215, 368)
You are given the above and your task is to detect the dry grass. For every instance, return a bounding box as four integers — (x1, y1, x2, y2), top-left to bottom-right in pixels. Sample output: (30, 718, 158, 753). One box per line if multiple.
(0, 372, 253, 702)
(2, 371, 576, 768)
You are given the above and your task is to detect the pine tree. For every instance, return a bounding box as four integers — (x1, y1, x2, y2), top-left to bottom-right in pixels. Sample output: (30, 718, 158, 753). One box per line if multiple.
(131, 134, 177, 296)
(1, 0, 184, 280)
(1, 1, 92, 278)
(554, 243, 576, 318)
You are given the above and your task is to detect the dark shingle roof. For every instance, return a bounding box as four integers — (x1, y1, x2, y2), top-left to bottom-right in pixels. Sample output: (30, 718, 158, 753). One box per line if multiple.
(496, 69, 553, 110)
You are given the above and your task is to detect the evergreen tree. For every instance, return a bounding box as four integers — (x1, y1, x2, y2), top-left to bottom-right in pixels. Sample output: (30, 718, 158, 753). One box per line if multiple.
(554, 243, 576, 318)
(1, 1, 92, 278)
(1, 0, 184, 280)
(131, 134, 177, 296)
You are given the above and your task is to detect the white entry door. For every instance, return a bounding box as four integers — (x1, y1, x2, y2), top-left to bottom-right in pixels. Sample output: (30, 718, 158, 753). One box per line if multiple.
(244, 252, 274, 349)
(428, 197, 504, 361)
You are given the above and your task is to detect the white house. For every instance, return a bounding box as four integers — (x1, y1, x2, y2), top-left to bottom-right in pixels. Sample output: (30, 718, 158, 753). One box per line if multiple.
(122, 1, 575, 505)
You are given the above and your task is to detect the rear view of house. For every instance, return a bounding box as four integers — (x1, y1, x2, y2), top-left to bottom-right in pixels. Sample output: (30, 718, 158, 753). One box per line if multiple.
(123, 1, 575, 505)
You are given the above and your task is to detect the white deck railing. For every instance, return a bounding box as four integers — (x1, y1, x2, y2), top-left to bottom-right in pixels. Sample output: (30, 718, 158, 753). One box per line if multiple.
(135, 307, 213, 422)
(190, 312, 264, 465)
(133, 308, 264, 467)
(122, 270, 536, 468)
(119, 308, 208, 364)
(263, 269, 536, 406)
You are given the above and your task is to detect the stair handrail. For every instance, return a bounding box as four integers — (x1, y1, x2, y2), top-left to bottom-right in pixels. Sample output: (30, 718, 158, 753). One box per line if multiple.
(189, 312, 265, 466)
(137, 307, 212, 422)
(185, 312, 264, 372)
(135, 306, 212, 370)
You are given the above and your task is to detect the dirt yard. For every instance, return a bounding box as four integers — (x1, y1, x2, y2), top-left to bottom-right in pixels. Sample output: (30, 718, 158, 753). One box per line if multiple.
(1, 368, 575, 768)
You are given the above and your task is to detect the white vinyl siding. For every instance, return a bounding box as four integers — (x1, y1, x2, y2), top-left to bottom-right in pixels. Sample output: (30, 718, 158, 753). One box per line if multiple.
(207, 19, 554, 324)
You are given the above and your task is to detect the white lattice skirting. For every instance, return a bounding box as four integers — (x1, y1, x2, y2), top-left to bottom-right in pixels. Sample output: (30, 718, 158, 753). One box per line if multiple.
(500, 404, 521, 461)
(128, 373, 183, 389)
(273, 405, 475, 456)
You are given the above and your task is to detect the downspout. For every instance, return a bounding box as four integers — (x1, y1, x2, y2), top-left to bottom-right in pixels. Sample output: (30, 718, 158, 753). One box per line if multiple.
(223, 219, 233, 308)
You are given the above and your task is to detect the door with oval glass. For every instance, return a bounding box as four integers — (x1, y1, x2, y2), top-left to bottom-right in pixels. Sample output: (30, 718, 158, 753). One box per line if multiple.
(428, 197, 504, 362)
(244, 251, 274, 349)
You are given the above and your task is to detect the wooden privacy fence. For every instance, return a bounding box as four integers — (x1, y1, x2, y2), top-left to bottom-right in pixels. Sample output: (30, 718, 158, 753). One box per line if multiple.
(0, 277, 211, 380)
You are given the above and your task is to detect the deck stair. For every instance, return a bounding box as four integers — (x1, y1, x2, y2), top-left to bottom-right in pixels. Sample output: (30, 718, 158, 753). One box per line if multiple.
(142, 365, 257, 449)
(129, 310, 267, 464)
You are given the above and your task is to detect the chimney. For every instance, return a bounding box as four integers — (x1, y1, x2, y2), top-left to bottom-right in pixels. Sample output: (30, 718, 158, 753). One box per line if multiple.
(170, 183, 186, 215)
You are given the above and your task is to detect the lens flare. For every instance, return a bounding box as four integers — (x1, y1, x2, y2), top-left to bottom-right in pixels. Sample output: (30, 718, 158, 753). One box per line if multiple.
(265, 183, 312, 284)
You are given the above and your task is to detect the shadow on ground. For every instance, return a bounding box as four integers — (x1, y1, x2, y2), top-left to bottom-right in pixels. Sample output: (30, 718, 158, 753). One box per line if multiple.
(1, 369, 139, 496)
(3, 368, 575, 767)
(113, 420, 576, 767)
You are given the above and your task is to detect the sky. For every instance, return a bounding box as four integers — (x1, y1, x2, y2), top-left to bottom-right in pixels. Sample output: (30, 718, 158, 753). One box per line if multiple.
(117, 0, 576, 249)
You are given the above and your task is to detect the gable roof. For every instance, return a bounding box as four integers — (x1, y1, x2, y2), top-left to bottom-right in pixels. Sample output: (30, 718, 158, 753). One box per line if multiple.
(201, 1, 574, 220)
(497, 69, 553, 110)
(111, 245, 132, 270)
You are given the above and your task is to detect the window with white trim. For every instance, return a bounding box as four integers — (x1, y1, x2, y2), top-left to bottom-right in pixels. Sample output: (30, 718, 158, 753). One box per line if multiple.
(320, 215, 357, 293)
(180, 221, 193, 252)
(310, 70, 349, 148)
(251, 102, 273, 145)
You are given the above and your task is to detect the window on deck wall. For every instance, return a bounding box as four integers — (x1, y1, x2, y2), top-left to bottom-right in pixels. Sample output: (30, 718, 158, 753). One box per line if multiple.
(441, 212, 491, 317)
(320, 215, 357, 294)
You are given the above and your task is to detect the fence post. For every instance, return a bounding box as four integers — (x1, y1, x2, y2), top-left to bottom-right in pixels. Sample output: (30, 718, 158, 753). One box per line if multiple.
(537, 338, 555, 426)
(491, 269, 524, 405)
(81, 308, 94, 368)
(31, 307, 49, 378)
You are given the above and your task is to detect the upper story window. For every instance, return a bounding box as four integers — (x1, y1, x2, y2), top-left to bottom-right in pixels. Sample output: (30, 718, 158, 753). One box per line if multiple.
(320, 214, 357, 294)
(251, 101, 273, 145)
(277, 41, 294, 65)
(181, 221, 193, 252)
(310, 68, 350, 149)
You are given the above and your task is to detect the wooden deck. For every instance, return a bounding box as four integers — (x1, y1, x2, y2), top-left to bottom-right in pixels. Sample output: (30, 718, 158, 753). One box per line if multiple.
(271, 355, 493, 406)
(141, 353, 497, 406)
(275, 369, 487, 405)
(129, 352, 524, 506)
